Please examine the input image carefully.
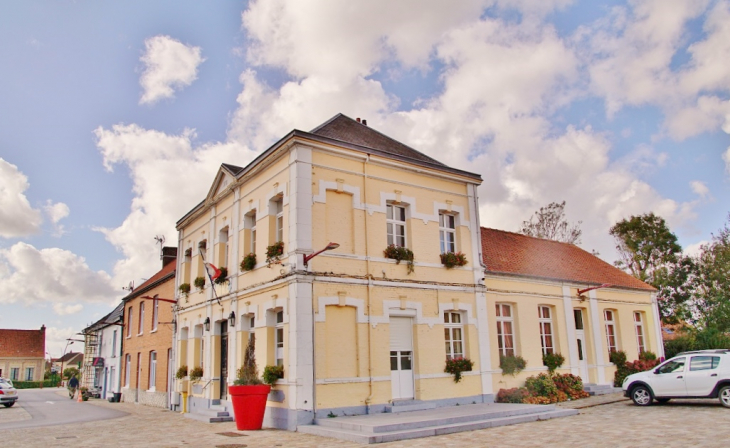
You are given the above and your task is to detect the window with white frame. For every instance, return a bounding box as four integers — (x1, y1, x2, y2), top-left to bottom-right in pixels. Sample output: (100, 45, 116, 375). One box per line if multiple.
(246, 314, 255, 341)
(275, 310, 284, 367)
(496, 303, 516, 357)
(273, 196, 284, 243)
(538, 306, 554, 355)
(246, 211, 257, 254)
(444, 311, 464, 360)
(112, 330, 117, 357)
(25, 367, 34, 381)
(634, 312, 646, 354)
(219, 227, 229, 268)
(149, 351, 157, 391)
(439, 213, 456, 253)
(386, 204, 406, 247)
(10, 367, 19, 381)
(605, 310, 618, 354)
(127, 307, 133, 337)
(138, 302, 145, 335)
(200, 338, 205, 370)
(152, 299, 159, 332)
(125, 354, 131, 387)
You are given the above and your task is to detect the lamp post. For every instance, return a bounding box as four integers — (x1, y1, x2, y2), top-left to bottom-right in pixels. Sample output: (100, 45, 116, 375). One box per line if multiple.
(303, 242, 340, 266)
(59, 338, 84, 387)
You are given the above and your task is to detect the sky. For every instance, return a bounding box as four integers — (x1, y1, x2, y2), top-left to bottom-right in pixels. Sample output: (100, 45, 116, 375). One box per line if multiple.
(1, 0, 728, 358)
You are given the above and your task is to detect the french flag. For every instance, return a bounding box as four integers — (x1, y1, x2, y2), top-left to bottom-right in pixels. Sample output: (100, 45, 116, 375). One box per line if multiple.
(205, 262, 222, 280)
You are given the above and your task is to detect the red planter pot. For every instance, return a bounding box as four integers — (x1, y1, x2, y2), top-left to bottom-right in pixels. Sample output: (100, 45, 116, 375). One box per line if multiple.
(228, 384, 271, 430)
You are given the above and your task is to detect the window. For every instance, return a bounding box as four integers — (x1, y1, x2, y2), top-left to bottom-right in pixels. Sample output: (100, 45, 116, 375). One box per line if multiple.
(386, 204, 406, 247)
(604, 310, 618, 354)
(138, 302, 145, 335)
(112, 330, 117, 357)
(275, 310, 284, 367)
(125, 354, 131, 387)
(439, 213, 456, 253)
(496, 303, 515, 357)
(10, 367, 19, 381)
(273, 197, 284, 243)
(127, 307, 133, 337)
(152, 299, 159, 332)
(444, 312, 464, 360)
(219, 227, 229, 268)
(246, 211, 257, 254)
(657, 357, 685, 374)
(690, 356, 720, 371)
(149, 351, 157, 391)
(25, 367, 34, 381)
(200, 339, 204, 370)
(245, 314, 255, 341)
(538, 306, 554, 355)
(634, 312, 645, 353)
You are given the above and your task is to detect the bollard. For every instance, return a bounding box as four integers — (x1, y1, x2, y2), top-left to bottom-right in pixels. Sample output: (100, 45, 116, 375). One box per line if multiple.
(77, 389, 83, 403)
(181, 391, 188, 413)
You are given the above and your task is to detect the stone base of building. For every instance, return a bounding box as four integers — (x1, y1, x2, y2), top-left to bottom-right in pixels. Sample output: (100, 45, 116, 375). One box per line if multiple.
(121, 387, 168, 408)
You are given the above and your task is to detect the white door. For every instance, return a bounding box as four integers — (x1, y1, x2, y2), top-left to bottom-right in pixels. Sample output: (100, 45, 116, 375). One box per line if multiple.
(685, 355, 721, 396)
(390, 317, 414, 400)
(573, 309, 589, 381)
(650, 357, 687, 397)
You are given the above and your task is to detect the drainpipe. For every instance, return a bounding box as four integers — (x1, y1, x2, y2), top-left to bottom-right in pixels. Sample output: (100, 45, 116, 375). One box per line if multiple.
(363, 154, 374, 413)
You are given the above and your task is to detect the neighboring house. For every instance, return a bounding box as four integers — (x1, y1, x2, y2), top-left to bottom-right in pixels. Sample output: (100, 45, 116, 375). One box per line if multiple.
(480, 228, 662, 387)
(121, 247, 177, 408)
(81, 304, 124, 399)
(52, 352, 84, 373)
(173, 114, 485, 429)
(0, 326, 46, 381)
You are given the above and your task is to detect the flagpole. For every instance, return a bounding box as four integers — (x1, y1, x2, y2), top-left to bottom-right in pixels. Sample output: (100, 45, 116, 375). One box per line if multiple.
(200, 247, 221, 306)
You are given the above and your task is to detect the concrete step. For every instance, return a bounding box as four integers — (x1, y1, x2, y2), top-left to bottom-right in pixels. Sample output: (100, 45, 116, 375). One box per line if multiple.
(384, 400, 436, 413)
(184, 412, 234, 423)
(298, 408, 578, 444)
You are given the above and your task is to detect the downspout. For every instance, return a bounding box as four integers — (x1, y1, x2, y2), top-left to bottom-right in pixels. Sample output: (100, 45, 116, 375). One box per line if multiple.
(363, 154, 374, 413)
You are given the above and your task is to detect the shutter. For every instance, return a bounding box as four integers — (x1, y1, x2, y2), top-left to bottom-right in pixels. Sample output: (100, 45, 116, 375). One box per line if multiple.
(389, 317, 413, 351)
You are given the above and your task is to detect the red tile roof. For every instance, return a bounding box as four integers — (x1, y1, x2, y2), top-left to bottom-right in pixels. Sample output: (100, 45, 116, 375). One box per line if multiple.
(0, 327, 46, 358)
(481, 228, 655, 291)
(123, 258, 176, 302)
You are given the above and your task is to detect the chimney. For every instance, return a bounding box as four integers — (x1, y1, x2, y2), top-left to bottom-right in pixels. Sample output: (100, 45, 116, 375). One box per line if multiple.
(362, 119, 367, 126)
(40, 325, 46, 333)
(162, 246, 178, 267)
(356, 118, 361, 123)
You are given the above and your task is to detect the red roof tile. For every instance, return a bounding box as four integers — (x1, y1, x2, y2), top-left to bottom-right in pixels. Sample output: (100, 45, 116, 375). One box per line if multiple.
(124, 258, 176, 302)
(0, 327, 46, 358)
(481, 228, 655, 291)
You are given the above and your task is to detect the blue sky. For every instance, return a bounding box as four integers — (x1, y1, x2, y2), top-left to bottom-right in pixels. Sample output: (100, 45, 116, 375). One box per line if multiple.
(1, 0, 728, 356)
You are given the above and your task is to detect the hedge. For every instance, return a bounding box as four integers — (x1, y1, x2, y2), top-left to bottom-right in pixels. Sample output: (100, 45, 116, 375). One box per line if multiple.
(11, 380, 59, 389)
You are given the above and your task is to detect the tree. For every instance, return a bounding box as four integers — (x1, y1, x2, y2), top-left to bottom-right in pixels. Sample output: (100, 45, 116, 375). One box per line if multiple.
(63, 367, 80, 380)
(653, 255, 695, 322)
(519, 201, 582, 244)
(609, 213, 682, 284)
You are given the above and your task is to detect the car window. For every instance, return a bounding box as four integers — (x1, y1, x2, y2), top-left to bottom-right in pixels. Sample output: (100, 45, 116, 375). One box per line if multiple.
(657, 357, 686, 374)
(690, 356, 720, 371)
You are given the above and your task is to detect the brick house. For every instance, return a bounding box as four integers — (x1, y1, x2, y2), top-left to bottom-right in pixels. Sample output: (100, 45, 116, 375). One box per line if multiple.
(0, 326, 46, 381)
(121, 247, 177, 408)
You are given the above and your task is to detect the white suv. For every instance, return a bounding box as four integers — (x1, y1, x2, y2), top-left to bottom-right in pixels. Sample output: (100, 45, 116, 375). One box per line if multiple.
(622, 349, 730, 407)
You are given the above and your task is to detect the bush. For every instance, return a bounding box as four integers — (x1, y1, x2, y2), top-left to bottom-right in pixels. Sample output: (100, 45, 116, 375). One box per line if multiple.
(444, 357, 474, 383)
(525, 373, 559, 398)
(608, 350, 627, 366)
(552, 374, 590, 400)
(499, 355, 526, 376)
(383, 244, 415, 274)
(12, 380, 57, 389)
(189, 366, 203, 381)
(542, 352, 565, 373)
(175, 365, 188, 380)
(613, 358, 660, 387)
(440, 252, 468, 269)
(262, 365, 284, 386)
(663, 327, 730, 359)
(639, 351, 657, 361)
(496, 387, 529, 403)
(178, 283, 191, 295)
(214, 267, 229, 285)
(194, 276, 205, 291)
(235, 334, 262, 385)
(240, 253, 257, 271)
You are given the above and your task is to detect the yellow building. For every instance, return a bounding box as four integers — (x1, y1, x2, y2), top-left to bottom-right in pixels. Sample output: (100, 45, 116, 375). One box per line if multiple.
(172, 114, 660, 430)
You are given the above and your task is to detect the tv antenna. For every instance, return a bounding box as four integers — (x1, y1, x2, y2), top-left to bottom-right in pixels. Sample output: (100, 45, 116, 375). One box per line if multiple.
(154, 235, 165, 260)
(122, 281, 134, 292)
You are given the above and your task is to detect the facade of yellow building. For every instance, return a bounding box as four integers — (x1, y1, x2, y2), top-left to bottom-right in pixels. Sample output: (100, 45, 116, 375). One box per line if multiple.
(172, 114, 660, 430)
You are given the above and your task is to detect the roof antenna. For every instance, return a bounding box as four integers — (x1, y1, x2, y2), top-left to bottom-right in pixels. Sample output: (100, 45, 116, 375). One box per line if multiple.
(122, 281, 134, 292)
(154, 235, 165, 260)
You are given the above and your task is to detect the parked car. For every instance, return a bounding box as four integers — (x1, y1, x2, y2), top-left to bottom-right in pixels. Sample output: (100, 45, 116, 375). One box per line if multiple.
(0, 377, 18, 408)
(622, 349, 730, 407)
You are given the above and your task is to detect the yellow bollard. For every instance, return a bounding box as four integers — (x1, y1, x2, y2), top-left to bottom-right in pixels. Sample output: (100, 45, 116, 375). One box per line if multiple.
(181, 391, 188, 413)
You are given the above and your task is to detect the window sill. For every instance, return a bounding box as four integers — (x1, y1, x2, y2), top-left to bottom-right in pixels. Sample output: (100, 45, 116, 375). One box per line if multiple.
(150, 329, 158, 334)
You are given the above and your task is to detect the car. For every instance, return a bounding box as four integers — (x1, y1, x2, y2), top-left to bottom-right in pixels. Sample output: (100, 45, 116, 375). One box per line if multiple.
(622, 349, 730, 408)
(0, 377, 18, 408)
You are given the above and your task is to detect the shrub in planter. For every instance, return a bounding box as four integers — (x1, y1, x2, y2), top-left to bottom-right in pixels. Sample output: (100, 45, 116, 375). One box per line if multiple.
(440, 251, 468, 269)
(178, 283, 191, 296)
(499, 355, 527, 376)
(525, 373, 559, 398)
(444, 357, 474, 383)
(496, 387, 529, 403)
(176, 365, 188, 380)
(383, 244, 415, 274)
(542, 352, 565, 373)
(189, 366, 203, 382)
(214, 266, 229, 285)
(240, 253, 256, 271)
(265, 241, 285, 265)
(229, 335, 270, 430)
(262, 365, 284, 386)
(194, 276, 205, 291)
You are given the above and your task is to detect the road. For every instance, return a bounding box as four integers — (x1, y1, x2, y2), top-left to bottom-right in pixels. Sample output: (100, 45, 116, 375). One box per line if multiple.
(0, 388, 127, 430)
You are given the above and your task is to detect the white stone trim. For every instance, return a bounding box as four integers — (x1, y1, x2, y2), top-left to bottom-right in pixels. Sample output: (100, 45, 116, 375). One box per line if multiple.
(562, 286, 580, 377)
(315, 296, 368, 323)
(589, 290, 606, 384)
(312, 180, 365, 210)
(650, 293, 665, 358)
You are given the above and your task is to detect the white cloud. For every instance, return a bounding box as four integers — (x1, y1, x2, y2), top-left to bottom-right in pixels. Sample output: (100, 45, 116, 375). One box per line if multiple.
(53, 303, 83, 316)
(44, 326, 83, 359)
(684, 240, 708, 257)
(139, 35, 204, 105)
(0, 158, 42, 238)
(690, 180, 710, 197)
(0, 242, 116, 305)
(44, 200, 70, 237)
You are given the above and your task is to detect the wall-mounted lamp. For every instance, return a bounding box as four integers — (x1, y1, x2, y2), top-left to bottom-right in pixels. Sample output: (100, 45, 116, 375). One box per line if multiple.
(203, 317, 211, 332)
(577, 283, 612, 302)
(303, 242, 340, 265)
(228, 311, 236, 328)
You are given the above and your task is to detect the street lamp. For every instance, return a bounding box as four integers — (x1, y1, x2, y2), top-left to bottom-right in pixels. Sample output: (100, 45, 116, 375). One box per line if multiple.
(577, 284, 613, 302)
(303, 242, 340, 266)
(228, 311, 236, 328)
(204, 317, 211, 332)
(59, 338, 84, 387)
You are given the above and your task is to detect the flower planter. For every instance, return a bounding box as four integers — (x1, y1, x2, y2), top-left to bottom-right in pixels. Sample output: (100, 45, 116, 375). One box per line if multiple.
(228, 384, 271, 430)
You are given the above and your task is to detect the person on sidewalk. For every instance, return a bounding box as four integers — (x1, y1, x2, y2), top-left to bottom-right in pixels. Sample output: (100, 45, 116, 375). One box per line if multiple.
(68, 374, 79, 399)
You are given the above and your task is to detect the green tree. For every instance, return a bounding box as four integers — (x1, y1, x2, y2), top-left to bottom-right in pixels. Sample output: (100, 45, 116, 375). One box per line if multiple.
(519, 201, 582, 244)
(653, 255, 696, 322)
(63, 367, 80, 380)
(609, 213, 682, 284)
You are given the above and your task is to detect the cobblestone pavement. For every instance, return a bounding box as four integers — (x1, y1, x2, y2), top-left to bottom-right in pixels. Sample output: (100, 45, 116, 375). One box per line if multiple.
(3, 392, 730, 447)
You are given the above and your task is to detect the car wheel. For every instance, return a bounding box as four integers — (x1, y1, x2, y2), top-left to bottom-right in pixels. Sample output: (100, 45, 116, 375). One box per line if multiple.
(631, 385, 653, 406)
(3, 402, 15, 408)
(719, 386, 730, 408)
(656, 398, 670, 404)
